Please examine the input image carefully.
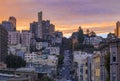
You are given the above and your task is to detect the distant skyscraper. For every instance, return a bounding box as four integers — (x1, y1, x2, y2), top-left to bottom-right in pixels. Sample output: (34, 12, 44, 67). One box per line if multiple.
(115, 21, 120, 37)
(9, 16, 16, 31)
(2, 21, 13, 31)
(49, 24, 55, 35)
(42, 20, 55, 40)
(30, 21, 38, 38)
(38, 11, 42, 38)
(0, 25, 8, 62)
(30, 11, 55, 39)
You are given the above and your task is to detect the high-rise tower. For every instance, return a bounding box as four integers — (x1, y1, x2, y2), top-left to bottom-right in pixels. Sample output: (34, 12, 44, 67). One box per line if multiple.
(2, 21, 13, 31)
(0, 25, 8, 62)
(9, 16, 16, 31)
(30, 21, 38, 38)
(37, 11, 42, 38)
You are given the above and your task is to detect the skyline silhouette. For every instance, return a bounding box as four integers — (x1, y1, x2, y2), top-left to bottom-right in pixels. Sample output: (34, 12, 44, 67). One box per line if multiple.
(0, 0, 120, 37)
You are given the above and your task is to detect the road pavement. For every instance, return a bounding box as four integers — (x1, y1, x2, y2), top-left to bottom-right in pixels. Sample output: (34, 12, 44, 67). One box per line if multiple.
(56, 50, 72, 81)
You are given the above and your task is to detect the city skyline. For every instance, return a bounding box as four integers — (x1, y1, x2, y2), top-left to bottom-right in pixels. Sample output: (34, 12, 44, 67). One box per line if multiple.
(0, 0, 120, 37)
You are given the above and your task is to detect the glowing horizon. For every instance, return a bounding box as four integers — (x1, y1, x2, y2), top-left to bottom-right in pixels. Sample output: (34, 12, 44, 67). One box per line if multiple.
(0, 0, 119, 37)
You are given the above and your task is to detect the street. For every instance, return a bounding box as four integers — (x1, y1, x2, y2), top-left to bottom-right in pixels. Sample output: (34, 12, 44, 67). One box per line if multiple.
(57, 50, 73, 81)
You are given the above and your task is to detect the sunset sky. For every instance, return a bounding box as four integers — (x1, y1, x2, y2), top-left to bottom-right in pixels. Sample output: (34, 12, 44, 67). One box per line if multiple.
(0, 0, 120, 37)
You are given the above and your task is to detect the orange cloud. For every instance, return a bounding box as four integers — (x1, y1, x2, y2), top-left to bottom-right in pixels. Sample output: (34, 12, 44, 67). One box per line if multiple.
(54, 21, 115, 36)
(0, 0, 119, 37)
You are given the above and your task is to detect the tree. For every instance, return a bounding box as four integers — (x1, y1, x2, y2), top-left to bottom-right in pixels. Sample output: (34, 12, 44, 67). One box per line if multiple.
(83, 44, 94, 53)
(74, 43, 84, 51)
(68, 38, 73, 50)
(62, 37, 72, 50)
(57, 55, 64, 68)
(41, 76, 53, 81)
(107, 32, 116, 39)
(77, 26, 84, 44)
(89, 31, 96, 37)
(86, 29, 90, 35)
(5, 54, 26, 68)
(74, 43, 94, 52)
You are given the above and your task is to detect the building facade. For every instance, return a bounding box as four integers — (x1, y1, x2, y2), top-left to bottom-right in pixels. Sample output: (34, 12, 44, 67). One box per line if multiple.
(51, 31, 63, 46)
(42, 20, 55, 40)
(21, 30, 32, 52)
(92, 51, 100, 81)
(30, 21, 38, 38)
(73, 51, 92, 81)
(109, 39, 120, 81)
(84, 36, 103, 48)
(100, 40, 109, 81)
(0, 25, 8, 62)
(48, 47, 60, 55)
(8, 31, 20, 45)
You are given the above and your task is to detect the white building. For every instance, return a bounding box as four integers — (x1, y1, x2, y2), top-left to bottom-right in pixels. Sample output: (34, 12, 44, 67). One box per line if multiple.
(24, 53, 58, 70)
(84, 36, 103, 48)
(35, 39, 49, 50)
(8, 31, 20, 45)
(8, 44, 27, 55)
(36, 42, 42, 50)
(24, 52, 58, 68)
(24, 52, 37, 63)
(46, 47, 60, 55)
(33, 55, 58, 67)
(73, 51, 92, 81)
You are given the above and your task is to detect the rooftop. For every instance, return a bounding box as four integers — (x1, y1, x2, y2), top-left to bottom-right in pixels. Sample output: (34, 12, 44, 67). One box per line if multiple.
(16, 68, 35, 72)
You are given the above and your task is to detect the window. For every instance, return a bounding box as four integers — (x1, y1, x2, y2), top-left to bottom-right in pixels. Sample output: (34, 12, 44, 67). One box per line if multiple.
(113, 52, 115, 54)
(86, 63, 88, 66)
(86, 70, 88, 74)
(112, 76, 116, 81)
(113, 56, 116, 62)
